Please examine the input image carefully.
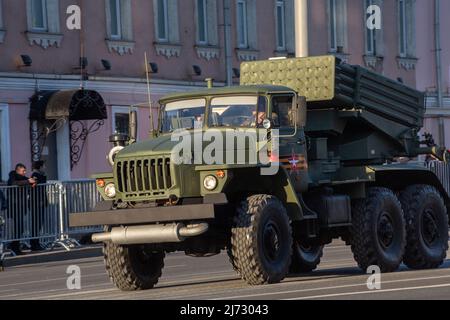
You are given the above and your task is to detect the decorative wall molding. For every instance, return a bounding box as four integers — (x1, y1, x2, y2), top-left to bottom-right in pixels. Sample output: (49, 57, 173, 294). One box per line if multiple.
(26, 32, 63, 49)
(106, 39, 135, 55)
(363, 55, 383, 69)
(397, 56, 418, 71)
(195, 46, 220, 61)
(0, 75, 218, 98)
(236, 49, 259, 62)
(155, 43, 181, 59)
(0, 29, 5, 43)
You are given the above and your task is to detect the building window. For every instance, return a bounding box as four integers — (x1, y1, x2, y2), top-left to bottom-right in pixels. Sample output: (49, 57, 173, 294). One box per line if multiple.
(0, 0, 4, 29)
(26, 0, 62, 49)
(329, 0, 337, 51)
(106, 0, 132, 41)
(109, 0, 122, 39)
(105, 0, 134, 55)
(275, 0, 286, 50)
(236, 0, 248, 48)
(31, 0, 47, 31)
(153, 0, 179, 45)
(397, 0, 415, 58)
(365, 0, 376, 55)
(156, 0, 169, 41)
(112, 107, 136, 137)
(197, 0, 207, 44)
(328, 0, 347, 54)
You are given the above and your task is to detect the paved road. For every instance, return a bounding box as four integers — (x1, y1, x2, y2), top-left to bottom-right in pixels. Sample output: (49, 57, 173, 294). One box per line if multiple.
(1, 240, 450, 300)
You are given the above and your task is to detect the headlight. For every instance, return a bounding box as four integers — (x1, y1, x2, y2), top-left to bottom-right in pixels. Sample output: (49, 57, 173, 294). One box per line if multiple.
(104, 183, 116, 198)
(203, 175, 218, 191)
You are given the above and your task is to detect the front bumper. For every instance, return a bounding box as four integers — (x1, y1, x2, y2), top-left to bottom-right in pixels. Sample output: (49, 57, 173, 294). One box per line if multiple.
(69, 194, 228, 227)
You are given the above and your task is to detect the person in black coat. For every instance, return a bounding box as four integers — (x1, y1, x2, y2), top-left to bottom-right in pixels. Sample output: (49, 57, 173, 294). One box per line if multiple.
(7, 164, 36, 255)
(30, 161, 47, 251)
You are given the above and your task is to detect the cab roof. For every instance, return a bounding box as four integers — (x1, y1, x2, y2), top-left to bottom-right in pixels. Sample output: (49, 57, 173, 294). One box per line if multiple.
(159, 85, 295, 104)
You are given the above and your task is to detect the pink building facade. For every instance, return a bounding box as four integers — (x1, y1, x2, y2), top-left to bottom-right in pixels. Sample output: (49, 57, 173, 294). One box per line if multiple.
(0, 0, 448, 181)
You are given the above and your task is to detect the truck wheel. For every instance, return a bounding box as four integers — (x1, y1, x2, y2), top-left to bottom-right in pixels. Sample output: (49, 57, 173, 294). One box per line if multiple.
(230, 195, 293, 285)
(103, 240, 165, 291)
(290, 242, 324, 273)
(399, 185, 449, 269)
(350, 187, 406, 273)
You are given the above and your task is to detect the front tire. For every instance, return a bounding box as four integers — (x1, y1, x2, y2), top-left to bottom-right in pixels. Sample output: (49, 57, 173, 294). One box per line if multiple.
(350, 187, 406, 273)
(103, 240, 165, 291)
(400, 185, 449, 269)
(230, 195, 293, 285)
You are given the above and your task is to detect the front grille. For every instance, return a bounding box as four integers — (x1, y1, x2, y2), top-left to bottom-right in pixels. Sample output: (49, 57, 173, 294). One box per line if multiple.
(116, 157, 173, 196)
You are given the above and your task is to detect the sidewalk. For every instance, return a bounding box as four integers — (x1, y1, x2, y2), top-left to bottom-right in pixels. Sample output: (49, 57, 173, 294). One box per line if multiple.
(2, 245, 102, 269)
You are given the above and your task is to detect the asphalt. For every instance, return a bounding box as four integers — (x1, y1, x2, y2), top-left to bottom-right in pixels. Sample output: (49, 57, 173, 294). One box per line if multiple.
(0, 240, 449, 300)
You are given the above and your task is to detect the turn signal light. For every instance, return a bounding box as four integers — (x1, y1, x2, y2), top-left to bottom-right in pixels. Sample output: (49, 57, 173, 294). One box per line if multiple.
(216, 170, 226, 179)
(96, 179, 106, 188)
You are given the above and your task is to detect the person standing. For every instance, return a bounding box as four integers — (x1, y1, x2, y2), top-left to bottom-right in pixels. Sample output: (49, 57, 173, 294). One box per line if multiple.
(30, 161, 47, 251)
(7, 164, 36, 255)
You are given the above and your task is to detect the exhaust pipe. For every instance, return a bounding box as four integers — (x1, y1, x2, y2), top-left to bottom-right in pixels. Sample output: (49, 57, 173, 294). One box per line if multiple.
(91, 223, 209, 245)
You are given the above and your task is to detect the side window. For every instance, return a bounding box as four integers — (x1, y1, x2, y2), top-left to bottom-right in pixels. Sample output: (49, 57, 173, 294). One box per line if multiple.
(271, 95, 294, 127)
(112, 106, 136, 137)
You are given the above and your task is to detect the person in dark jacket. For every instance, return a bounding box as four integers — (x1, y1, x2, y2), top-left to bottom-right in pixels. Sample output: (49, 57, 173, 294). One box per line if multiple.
(30, 161, 47, 251)
(7, 164, 35, 255)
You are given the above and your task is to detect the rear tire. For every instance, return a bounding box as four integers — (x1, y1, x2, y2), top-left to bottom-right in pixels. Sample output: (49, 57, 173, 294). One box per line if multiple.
(350, 187, 406, 273)
(230, 195, 293, 285)
(103, 239, 165, 291)
(399, 185, 448, 269)
(290, 242, 323, 273)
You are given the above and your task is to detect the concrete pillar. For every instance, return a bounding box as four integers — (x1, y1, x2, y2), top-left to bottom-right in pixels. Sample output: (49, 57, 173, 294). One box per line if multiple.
(294, 0, 309, 57)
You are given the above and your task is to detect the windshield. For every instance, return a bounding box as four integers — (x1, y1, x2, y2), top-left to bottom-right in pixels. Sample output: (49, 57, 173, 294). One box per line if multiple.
(209, 96, 266, 128)
(161, 98, 206, 133)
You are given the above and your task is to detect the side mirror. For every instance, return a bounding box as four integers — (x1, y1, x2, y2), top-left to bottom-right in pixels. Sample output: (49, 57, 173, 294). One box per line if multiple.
(296, 96, 307, 127)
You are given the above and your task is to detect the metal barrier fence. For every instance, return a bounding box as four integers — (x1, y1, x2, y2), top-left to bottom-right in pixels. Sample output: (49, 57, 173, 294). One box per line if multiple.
(0, 163, 449, 262)
(0, 180, 101, 260)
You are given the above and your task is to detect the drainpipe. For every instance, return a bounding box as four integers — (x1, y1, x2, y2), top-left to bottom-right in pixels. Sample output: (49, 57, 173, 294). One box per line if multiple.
(434, 0, 445, 146)
(295, 0, 309, 57)
(223, 0, 233, 86)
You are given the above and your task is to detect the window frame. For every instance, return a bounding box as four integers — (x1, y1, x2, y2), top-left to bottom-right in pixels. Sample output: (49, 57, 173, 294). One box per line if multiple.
(31, 0, 48, 32)
(275, 0, 286, 51)
(156, 0, 169, 42)
(236, 0, 248, 48)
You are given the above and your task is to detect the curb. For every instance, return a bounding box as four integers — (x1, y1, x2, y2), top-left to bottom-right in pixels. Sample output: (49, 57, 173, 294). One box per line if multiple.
(2, 245, 102, 268)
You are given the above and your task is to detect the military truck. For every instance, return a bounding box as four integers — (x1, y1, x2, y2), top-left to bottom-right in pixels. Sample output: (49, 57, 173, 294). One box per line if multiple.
(70, 56, 450, 291)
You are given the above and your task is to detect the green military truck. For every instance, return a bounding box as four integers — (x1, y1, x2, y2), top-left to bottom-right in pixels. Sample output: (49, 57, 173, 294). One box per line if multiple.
(70, 56, 450, 291)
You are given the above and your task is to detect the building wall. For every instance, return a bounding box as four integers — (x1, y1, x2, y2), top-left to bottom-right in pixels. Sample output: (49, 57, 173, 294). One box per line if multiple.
(0, 0, 449, 180)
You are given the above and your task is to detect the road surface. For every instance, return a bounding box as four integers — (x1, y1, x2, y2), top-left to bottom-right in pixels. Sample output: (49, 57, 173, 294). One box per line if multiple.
(1, 240, 450, 300)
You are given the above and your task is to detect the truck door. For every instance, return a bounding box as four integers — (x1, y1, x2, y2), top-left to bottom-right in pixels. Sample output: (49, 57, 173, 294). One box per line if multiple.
(270, 94, 309, 192)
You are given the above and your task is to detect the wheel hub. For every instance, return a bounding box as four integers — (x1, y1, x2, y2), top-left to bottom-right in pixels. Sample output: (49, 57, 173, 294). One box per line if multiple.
(378, 212, 395, 249)
(422, 208, 439, 246)
(263, 221, 280, 262)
